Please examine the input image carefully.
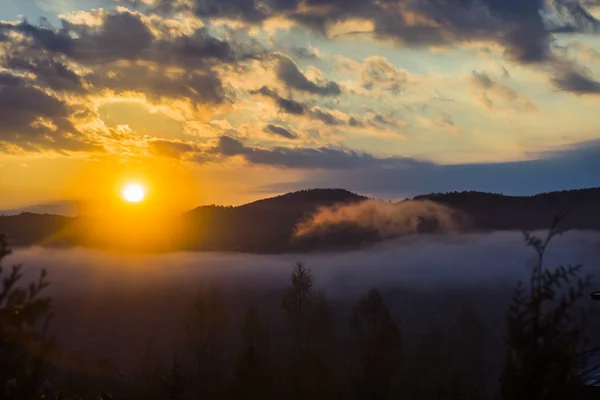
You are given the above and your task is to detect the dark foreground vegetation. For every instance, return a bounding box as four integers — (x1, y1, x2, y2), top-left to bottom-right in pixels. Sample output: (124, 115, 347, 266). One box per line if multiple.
(3, 187, 600, 253)
(1, 219, 599, 399)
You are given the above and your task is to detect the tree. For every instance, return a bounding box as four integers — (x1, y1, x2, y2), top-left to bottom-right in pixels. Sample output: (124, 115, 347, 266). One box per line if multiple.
(500, 216, 593, 399)
(450, 301, 486, 399)
(185, 285, 228, 400)
(232, 305, 274, 400)
(282, 263, 315, 355)
(349, 288, 401, 400)
(0, 234, 55, 400)
(160, 354, 186, 400)
(281, 263, 339, 400)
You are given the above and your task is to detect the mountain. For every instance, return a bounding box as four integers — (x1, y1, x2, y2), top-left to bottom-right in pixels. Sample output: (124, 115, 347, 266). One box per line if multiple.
(0, 200, 80, 217)
(180, 189, 368, 252)
(413, 188, 600, 232)
(1, 187, 600, 253)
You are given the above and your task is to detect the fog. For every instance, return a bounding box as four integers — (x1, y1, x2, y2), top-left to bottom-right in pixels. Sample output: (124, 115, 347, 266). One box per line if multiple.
(5, 230, 600, 368)
(10, 230, 600, 296)
(295, 199, 467, 239)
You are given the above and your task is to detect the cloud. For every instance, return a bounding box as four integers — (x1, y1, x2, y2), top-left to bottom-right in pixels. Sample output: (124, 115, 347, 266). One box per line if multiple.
(4, 56, 86, 93)
(551, 61, 600, 94)
(265, 124, 298, 139)
(0, 74, 99, 153)
(249, 86, 348, 126)
(0, 9, 255, 101)
(0, 12, 153, 65)
(87, 64, 225, 105)
(360, 56, 411, 95)
(250, 86, 307, 115)
(417, 113, 460, 135)
(275, 56, 341, 96)
(144, 0, 600, 66)
(310, 108, 343, 125)
(0, 8, 266, 154)
(294, 199, 467, 240)
(148, 138, 197, 158)
(470, 71, 537, 111)
(256, 139, 600, 198)
(212, 135, 428, 169)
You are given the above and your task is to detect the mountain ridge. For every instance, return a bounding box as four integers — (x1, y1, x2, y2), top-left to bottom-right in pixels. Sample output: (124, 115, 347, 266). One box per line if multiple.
(2, 187, 600, 253)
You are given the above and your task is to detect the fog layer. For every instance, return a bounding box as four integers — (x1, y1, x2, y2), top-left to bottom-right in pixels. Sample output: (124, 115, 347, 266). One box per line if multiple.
(10, 230, 600, 296)
(5, 231, 600, 367)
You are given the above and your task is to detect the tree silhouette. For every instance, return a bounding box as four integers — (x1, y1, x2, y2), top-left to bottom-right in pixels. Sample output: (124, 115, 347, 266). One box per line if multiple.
(349, 288, 401, 400)
(160, 354, 186, 400)
(500, 216, 593, 399)
(232, 305, 274, 400)
(0, 234, 54, 400)
(449, 301, 487, 399)
(282, 263, 339, 400)
(185, 285, 228, 400)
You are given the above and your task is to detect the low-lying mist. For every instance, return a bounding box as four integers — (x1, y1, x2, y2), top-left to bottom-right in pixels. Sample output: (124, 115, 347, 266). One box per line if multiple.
(295, 199, 468, 240)
(6, 230, 600, 368)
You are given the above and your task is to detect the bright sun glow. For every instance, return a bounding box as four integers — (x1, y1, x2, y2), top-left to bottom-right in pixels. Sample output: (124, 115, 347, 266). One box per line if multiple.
(122, 183, 146, 203)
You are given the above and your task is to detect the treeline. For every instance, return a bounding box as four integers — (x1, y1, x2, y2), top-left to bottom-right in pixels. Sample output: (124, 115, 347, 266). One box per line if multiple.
(0, 222, 598, 399)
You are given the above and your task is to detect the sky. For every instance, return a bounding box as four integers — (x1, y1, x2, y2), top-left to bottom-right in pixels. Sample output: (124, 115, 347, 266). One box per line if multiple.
(1, 0, 600, 210)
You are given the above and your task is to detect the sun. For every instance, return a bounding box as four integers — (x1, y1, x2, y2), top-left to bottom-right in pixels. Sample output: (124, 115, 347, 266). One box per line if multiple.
(122, 182, 146, 203)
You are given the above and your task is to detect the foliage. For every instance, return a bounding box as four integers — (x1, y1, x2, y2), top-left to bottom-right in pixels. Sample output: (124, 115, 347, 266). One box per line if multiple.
(500, 216, 593, 400)
(0, 234, 54, 400)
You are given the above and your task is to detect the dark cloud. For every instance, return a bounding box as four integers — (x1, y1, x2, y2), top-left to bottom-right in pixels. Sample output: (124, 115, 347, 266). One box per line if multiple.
(146, 0, 600, 66)
(153, 29, 235, 68)
(87, 65, 224, 104)
(265, 124, 299, 139)
(0, 76, 97, 153)
(349, 117, 364, 127)
(4, 56, 85, 93)
(310, 108, 342, 125)
(0, 13, 154, 65)
(250, 86, 347, 125)
(250, 86, 307, 115)
(276, 56, 341, 96)
(290, 46, 319, 60)
(0, 11, 249, 110)
(256, 139, 600, 197)
(471, 71, 495, 88)
(214, 135, 247, 157)
(0, 12, 243, 68)
(372, 113, 399, 127)
(552, 63, 600, 94)
(212, 135, 428, 169)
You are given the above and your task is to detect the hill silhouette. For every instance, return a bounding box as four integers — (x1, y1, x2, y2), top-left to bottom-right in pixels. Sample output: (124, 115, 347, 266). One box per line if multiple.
(413, 188, 600, 231)
(2, 187, 600, 253)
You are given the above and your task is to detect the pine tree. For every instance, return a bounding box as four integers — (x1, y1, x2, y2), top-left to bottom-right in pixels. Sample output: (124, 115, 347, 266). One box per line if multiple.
(282, 263, 339, 400)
